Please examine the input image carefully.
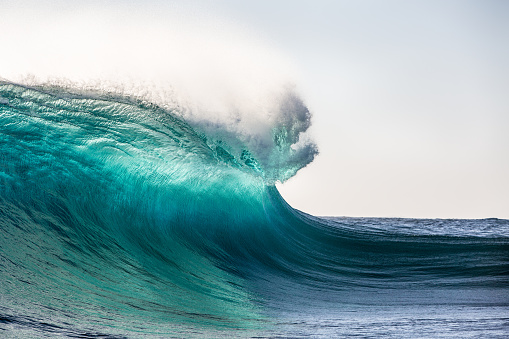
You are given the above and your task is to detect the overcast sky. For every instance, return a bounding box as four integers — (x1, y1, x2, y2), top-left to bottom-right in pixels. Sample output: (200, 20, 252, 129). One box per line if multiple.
(2, 0, 508, 218)
(212, 0, 509, 219)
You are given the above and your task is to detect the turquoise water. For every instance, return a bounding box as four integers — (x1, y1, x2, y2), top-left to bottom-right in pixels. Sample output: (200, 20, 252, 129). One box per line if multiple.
(1, 82, 508, 337)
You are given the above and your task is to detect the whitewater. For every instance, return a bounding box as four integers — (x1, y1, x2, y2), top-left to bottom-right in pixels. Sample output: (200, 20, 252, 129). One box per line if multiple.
(0, 81, 508, 338)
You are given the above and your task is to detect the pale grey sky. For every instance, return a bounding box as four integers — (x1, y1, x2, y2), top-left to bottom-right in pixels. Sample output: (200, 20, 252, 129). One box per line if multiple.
(209, 0, 509, 218)
(2, 0, 508, 218)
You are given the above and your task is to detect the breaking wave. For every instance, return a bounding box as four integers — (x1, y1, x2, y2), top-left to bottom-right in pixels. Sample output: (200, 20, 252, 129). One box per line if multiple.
(0, 81, 508, 337)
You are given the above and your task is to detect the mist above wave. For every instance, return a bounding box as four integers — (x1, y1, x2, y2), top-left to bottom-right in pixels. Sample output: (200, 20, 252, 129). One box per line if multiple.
(1, 1, 317, 182)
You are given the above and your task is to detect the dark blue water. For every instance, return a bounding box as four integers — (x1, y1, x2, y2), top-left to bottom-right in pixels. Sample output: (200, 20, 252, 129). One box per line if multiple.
(1, 82, 508, 338)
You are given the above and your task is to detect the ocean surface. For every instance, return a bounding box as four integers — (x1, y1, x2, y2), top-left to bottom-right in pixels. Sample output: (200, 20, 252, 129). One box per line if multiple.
(1, 81, 508, 338)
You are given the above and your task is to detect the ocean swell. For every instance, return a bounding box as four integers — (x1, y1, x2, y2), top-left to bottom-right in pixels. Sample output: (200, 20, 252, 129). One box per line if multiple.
(0, 81, 508, 337)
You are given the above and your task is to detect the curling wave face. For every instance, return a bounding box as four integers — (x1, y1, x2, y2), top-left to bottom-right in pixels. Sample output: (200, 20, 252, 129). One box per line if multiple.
(0, 82, 508, 337)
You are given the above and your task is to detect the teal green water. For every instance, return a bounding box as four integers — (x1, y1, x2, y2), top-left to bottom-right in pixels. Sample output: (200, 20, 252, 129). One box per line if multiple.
(1, 82, 508, 337)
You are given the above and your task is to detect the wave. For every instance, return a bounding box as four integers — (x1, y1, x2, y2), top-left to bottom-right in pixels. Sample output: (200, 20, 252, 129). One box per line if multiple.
(1, 81, 508, 337)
